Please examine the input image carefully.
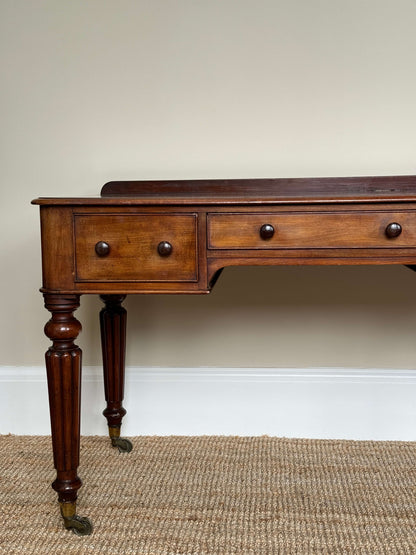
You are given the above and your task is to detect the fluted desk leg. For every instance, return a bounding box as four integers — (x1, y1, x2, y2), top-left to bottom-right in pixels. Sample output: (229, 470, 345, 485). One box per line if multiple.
(100, 294, 132, 453)
(43, 293, 92, 536)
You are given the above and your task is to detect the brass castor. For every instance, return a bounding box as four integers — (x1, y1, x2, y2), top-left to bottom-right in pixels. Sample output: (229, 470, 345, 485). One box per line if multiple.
(64, 514, 93, 536)
(111, 437, 133, 453)
(60, 503, 93, 536)
(109, 426, 133, 453)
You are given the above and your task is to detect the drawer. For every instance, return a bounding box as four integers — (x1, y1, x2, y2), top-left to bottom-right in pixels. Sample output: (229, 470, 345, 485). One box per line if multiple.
(75, 214, 198, 281)
(207, 211, 416, 249)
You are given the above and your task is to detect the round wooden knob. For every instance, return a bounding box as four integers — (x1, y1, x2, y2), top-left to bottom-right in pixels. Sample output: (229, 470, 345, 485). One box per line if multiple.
(259, 224, 275, 240)
(95, 241, 110, 256)
(157, 241, 173, 256)
(385, 222, 402, 238)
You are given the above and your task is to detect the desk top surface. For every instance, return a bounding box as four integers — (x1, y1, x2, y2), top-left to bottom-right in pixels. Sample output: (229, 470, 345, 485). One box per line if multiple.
(32, 175, 416, 206)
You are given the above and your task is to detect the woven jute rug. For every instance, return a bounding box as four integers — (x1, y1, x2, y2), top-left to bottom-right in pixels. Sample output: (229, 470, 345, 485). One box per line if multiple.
(1, 435, 416, 554)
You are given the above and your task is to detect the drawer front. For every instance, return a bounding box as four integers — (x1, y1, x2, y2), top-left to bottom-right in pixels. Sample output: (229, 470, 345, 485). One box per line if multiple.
(75, 214, 198, 281)
(207, 211, 416, 249)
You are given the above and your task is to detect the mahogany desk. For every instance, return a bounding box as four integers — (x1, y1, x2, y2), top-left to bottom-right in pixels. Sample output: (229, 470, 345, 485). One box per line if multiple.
(32, 176, 416, 535)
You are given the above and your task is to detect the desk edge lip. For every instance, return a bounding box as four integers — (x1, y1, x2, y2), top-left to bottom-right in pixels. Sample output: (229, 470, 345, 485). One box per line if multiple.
(31, 196, 416, 206)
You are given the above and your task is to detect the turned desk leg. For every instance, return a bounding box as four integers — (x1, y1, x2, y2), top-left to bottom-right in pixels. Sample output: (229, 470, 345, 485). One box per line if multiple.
(43, 294, 92, 536)
(99, 295, 132, 453)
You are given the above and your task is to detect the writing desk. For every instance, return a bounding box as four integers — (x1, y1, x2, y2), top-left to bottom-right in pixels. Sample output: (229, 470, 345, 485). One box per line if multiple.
(32, 176, 416, 535)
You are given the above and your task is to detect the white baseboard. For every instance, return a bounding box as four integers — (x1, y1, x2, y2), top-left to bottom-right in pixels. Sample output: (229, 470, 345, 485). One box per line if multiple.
(1, 366, 416, 440)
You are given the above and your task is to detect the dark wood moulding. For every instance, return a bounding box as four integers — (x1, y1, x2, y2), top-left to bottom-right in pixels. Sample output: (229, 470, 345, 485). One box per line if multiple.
(32, 175, 416, 206)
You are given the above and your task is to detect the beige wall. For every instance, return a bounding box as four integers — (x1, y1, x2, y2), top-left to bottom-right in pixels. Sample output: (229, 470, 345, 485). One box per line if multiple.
(1, 0, 416, 368)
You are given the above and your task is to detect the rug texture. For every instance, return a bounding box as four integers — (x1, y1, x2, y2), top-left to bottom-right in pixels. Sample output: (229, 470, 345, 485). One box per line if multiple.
(1, 435, 416, 554)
